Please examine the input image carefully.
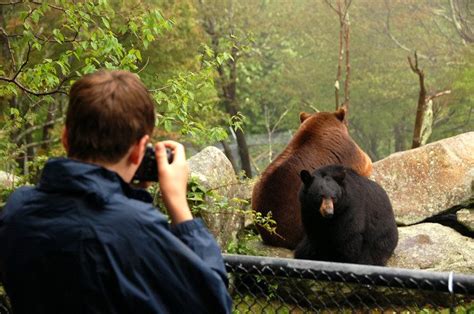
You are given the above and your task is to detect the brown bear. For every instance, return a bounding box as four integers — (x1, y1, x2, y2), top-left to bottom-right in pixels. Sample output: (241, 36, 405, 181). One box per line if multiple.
(251, 107, 372, 249)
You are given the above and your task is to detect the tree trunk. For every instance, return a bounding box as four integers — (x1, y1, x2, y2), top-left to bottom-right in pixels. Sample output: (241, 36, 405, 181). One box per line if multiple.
(343, 12, 351, 113)
(408, 53, 451, 148)
(220, 140, 238, 174)
(368, 136, 379, 161)
(224, 48, 252, 178)
(327, 0, 352, 120)
(408, 52, 427, 149)
(393, 122, 406, 152)
(335, 17, 344, 110)
(223, 96, 252, 177)
(41, 102, 56, 152)
(199, 8, 252, 177)
(420, 99, 433, 146)
(235, 128, 251, 177)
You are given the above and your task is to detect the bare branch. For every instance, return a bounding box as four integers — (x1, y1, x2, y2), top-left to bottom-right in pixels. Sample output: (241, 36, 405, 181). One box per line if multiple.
(32, 30, 80, 44)
(408, 51, 421, 75)
(0, 73, 71, 96)
(136, 57, 150, 74)
(23, 4, 37, 22)
(30, 1, 66, 12)
(21, 138, 60, 150)
(324, 0, 339, 14)
(327, 0, 352, 110)
(343, 14, 350, 110)
(426, 90, 451, 102)
(342, 0, 353, 21)
(432, 7, 453, 23)
(14, 117, 64, 143)
(335, 11, 344, 109)
(449, 0, 474, 43)
(12, 42, 31, 81)
(408, 51, 427, 148)
(0, 1, 22, 5)
(432, 17, 462, 46)
(384, 0, 430, 59)
(436, 106, 473, 132)
(0, 0, 65, 11)
(148, 84, 171, 93)
(0, 27, 17, 70)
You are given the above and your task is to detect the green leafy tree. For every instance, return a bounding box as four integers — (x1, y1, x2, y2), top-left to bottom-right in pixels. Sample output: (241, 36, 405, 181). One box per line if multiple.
(195, 0, 264, 177)
(0, 1, 169, 176)
(0, 0, 237, 179)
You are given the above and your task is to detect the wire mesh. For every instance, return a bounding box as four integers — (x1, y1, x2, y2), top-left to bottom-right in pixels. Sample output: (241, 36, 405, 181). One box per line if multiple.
(1, 254, 473, 313)
(224, 254, 474, 313)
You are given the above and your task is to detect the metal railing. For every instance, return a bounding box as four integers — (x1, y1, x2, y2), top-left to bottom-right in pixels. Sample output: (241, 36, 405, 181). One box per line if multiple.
(0, 293, 9, 314)
(1, 254, 473, 313)
(223, 254, 474, 313)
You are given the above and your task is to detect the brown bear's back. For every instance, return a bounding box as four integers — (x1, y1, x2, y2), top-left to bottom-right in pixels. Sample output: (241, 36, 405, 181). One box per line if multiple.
(252, 108, 372, 249)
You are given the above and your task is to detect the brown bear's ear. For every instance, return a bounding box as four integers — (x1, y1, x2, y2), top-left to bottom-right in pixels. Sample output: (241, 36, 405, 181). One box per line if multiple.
(299, 112, 311, 123)
(332, 167, 346, 185)
(334, 106, 347, 122)
(300, 170, 314, 186)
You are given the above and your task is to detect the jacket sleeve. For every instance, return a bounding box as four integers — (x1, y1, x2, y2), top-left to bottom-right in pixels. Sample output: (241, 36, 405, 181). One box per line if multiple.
(171, 219, 229, 286)
(170, 218, 232, 312)
(132, 213, 233, 313)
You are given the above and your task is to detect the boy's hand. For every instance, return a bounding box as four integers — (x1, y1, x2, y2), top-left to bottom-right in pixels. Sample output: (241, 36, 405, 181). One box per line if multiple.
(155, 141, 192, 224)
(130, 181, 152, 189)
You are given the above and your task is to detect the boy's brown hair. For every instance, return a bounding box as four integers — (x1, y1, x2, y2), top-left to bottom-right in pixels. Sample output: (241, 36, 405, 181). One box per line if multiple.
(66, 70, 155, 163)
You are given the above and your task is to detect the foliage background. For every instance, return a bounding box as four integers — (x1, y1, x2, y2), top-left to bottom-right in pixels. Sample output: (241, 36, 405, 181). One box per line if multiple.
(0, 0, 472, 309)
(0, 0, 473, 181)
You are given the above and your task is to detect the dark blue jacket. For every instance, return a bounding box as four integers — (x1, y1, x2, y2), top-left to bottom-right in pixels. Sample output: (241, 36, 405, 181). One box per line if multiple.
(0, 158, 232, 314)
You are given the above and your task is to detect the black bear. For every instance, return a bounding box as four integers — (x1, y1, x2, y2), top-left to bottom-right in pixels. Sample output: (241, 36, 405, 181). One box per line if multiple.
(294, 165, 398, 266)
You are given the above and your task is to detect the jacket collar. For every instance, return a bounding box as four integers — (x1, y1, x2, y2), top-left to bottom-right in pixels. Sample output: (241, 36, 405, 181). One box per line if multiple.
(38, 158, 153, 204)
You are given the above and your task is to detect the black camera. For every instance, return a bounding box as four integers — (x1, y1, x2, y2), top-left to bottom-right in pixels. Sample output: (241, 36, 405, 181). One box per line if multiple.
(132, 145, 173, 182)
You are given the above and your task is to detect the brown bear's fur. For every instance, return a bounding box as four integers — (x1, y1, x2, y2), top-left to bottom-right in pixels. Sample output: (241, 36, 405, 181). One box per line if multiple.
(251, 108, 372, 249)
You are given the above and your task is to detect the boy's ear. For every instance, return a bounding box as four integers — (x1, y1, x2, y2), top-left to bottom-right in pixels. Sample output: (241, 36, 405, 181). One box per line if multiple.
(129, 135, 149, 165)
(61, 127, 69, 153)
(300, 170, 314, 186)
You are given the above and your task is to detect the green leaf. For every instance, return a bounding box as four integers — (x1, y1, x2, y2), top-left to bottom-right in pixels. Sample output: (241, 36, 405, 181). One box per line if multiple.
(101, 17, 110, 29)
(10, 107, 18, 115)
(30, 10, 41, 23)
(52, 29, 65, 43)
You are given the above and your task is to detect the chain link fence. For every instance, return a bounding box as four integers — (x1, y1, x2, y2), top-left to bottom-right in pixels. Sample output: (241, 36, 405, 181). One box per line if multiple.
(0, 291, 9, 314)
(224, 254, 474, 313)
(1, 254, 473, 313)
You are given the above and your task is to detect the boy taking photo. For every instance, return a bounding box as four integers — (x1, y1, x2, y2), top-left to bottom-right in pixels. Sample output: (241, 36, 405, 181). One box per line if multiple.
(0, 70, 232, 314)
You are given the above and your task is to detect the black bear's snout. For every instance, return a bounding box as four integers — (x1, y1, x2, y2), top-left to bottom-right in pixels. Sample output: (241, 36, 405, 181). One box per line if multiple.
(323, 213, 334, 219)
(319, 197, 334, 218)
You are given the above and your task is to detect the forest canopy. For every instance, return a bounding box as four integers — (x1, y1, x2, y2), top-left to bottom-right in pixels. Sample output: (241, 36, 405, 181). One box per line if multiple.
(0, 0, 472, 180)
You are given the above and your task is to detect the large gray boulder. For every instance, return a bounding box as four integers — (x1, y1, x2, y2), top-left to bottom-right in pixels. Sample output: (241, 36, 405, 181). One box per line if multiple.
(190, 134, 474, 273)
(245, 236, 293, 259)
(243, 223, 474, 273)
(188, 146, 238, 197)
(457, 209, 474, 232)
(371, 132, 474, 225)
(387, 223, 474, 273)
(187, 146, 245, 248)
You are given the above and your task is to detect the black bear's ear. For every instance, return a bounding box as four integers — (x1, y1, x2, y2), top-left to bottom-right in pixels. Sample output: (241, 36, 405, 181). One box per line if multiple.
(300, 170, 314, 186)
(334, 106, 347, 122)
(332, 167, 346, 185)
